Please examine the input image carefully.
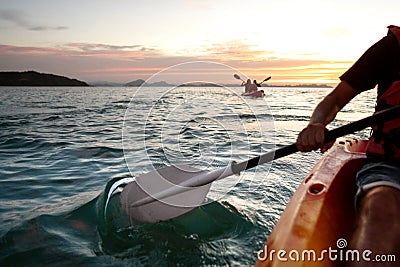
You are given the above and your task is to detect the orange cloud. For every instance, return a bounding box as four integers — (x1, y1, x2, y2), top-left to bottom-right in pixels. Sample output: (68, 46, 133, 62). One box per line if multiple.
(62, 43, 161, 59)
(201, 40, 272, 61)
(0, 42, 351, 85)
(0, 44, 63, 55)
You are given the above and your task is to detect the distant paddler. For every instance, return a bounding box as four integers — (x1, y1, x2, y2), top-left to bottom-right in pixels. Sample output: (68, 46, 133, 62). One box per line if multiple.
(241, 79, 258, 94)
(234, 74, 271, 97)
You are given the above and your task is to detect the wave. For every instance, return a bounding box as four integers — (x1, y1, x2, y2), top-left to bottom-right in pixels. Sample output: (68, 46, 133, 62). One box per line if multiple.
(43, 115, 62, 121)
(49, 105, 77, 109)
(69, 146, 123, 159)
(272, 114, 310, 122)
(0, 176, 254, 266)
(111, 100, 130, 105)
(0, 136, 72, 149)
(0, 199, 100, 266)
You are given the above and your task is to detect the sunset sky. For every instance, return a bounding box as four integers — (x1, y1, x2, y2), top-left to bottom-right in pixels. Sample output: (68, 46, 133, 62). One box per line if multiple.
(0, 0, 399, 85)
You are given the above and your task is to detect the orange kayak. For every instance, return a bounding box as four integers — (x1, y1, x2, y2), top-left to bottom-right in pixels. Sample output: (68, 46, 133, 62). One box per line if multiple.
(255, 139, 368, 267)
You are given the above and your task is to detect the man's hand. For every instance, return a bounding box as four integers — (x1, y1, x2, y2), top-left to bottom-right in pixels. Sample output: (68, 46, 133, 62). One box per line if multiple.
(296, 81, 358, 153)
(296, 123, 335, 152)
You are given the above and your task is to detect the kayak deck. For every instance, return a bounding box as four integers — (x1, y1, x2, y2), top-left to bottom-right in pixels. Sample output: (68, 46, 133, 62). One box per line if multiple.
(255, 139, 368, 267)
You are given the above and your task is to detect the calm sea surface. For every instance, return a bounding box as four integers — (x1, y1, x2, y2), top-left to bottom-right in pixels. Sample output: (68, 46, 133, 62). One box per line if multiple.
(0, 86, 375, 266)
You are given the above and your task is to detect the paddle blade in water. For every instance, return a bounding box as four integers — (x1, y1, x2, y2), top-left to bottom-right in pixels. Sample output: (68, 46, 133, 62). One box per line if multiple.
(120, 165, 211, 223)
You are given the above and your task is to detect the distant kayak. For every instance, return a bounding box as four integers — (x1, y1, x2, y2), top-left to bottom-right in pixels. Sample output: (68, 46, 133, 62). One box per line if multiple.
(255, 139, 367, 267)
(242, 90, 265, 97)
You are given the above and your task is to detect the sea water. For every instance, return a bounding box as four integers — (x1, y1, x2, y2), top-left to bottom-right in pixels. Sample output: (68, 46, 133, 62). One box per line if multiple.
(0, 86, 375, 266)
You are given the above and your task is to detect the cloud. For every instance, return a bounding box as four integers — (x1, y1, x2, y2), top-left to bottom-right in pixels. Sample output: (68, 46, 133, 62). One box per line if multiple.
(65, 43, 156, 53)
(0, 42, 351, 85)
(0, 43, 169, 82)
(0, 9, 68, 31)
(0, 44, 61, 55)
(0, 43, 160, 57)
(58, 43, 162, 60)
(28, 26, 69, 31)
(201, 40, 273, 61)
(0, 9, 30, 28)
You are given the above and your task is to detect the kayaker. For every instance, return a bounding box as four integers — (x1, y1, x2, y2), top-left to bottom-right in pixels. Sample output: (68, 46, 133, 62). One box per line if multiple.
(241, 79, 258, 93)
(241, 79, 251, 93)
(296, 25, 400, 266)
(249, 83, 258, 92)
(254, 80, 262, 87)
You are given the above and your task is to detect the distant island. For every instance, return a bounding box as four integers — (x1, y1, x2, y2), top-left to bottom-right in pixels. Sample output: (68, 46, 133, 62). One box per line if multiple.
(0, 71, 88, 86)
(0, 71, 333, 88)
(125, 79, 145, 86)
(264, 83, 332, 88)
(125, 79, 175, 87)
(177, 82, 224, 87)
(124, 79, 332, 88)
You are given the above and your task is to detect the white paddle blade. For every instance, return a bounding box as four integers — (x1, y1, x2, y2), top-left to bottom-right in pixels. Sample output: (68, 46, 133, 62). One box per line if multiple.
(120, 165, 211, 223)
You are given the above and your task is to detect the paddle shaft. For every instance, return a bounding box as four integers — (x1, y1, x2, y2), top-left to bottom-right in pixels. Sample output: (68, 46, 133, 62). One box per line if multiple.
(234, 74, 271, 84)
(259, 76, 271, 84)
(232, 104, 400, 173)
(130, 104, 400, 208)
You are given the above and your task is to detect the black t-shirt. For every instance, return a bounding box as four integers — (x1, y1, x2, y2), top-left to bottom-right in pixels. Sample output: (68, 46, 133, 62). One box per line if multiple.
(340, 31, 400, 98)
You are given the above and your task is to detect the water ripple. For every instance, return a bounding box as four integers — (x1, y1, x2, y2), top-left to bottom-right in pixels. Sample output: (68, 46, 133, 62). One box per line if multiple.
(0, 86, 376, 266)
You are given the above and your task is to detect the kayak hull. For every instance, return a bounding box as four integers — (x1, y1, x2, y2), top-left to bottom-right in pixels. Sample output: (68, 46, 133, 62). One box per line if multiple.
(255, 139, 368, 267)
(242, 90, 265, 97)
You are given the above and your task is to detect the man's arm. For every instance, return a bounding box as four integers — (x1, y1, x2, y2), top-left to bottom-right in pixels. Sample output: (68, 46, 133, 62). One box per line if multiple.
(296, 81, 359, 152)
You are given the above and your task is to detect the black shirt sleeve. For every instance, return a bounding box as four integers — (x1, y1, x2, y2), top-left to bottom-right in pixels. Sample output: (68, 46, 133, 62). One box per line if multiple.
(339, 34, 399, 93)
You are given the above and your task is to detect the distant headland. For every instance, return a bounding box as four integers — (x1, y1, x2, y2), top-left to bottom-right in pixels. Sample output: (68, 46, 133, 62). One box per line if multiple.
(265, 83, 332, 88)
(0, 71, 332, 88)
(123, 79, 332, 88)
(0, 71, 88, 86)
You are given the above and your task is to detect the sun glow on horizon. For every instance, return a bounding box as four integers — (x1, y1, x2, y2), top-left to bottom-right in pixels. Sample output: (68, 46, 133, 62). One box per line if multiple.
(0, 0, 399, 84)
